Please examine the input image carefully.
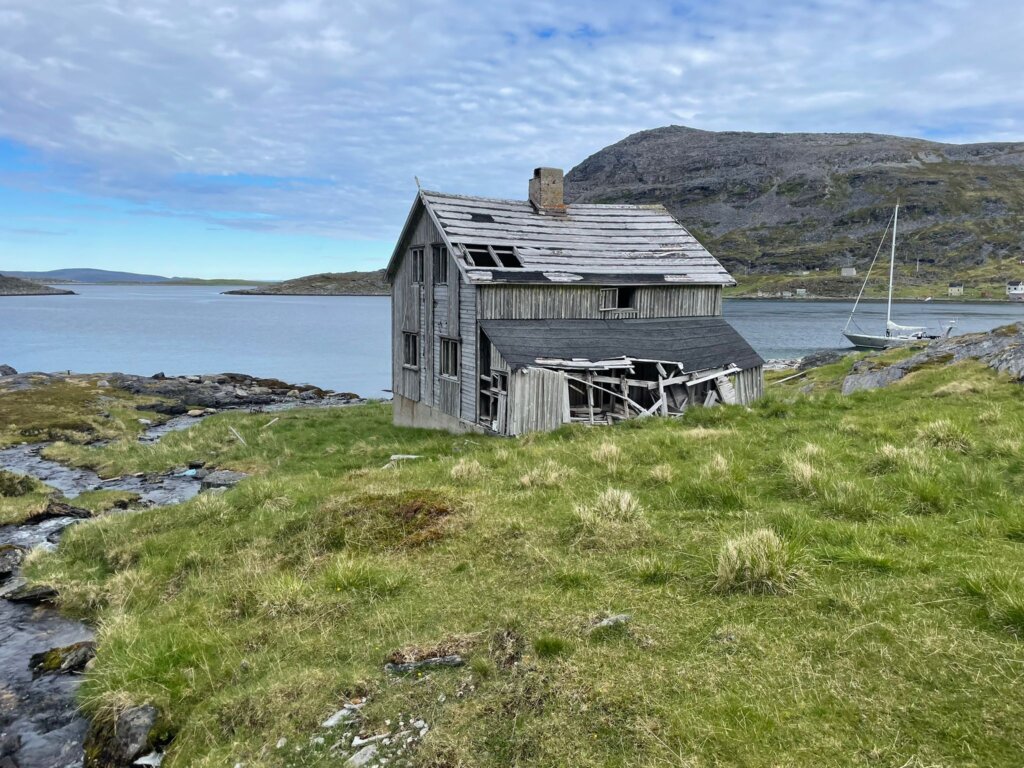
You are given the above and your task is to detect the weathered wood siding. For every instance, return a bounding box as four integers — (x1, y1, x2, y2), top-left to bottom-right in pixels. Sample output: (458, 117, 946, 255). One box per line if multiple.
(634, 286, 721, 316)
(391, 206, 468, 417)
(459, 283, 477, 422)
(732, 365, 763, 405)
(478, 285, 721, 319)
(507, 367, 570, 435)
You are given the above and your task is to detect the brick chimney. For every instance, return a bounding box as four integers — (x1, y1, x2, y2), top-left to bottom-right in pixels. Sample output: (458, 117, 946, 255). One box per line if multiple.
(528, 167, 565, 213)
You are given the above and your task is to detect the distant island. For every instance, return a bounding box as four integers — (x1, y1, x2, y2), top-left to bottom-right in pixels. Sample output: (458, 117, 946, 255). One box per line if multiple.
(224, 270, 388, 296)
(0, 274, 76, 296)
(2, 268, 267, 286)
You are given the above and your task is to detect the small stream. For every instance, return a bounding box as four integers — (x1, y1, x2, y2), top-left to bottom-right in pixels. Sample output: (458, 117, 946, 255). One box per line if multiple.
(0, 416, 209, 768)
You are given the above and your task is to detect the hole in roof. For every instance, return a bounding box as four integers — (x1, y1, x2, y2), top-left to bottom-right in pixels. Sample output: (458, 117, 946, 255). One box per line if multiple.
(463, 244, 497, 268)
(470, 213, 495, 223)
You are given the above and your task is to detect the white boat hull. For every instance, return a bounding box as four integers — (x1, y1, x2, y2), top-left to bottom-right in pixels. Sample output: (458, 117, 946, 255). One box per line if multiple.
(842, 332, 931, 350)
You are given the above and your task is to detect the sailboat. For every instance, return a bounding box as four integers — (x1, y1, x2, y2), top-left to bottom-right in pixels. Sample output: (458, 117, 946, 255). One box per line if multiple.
(842, 203, 955, 350)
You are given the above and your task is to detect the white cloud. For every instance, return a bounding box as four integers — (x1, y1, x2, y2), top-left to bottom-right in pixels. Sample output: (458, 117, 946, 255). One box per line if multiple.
(0, 0, 1022, 240)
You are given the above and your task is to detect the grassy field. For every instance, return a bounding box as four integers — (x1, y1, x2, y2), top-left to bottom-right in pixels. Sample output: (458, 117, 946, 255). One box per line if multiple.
(20, 358, 1024, 767)
(0, 376, 168, 450)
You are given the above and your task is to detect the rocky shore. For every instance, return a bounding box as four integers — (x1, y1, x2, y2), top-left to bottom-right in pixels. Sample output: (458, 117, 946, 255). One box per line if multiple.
(0, 368, 364, 768)
(0, 276, 75, 297)
(0, 368, 364, 412)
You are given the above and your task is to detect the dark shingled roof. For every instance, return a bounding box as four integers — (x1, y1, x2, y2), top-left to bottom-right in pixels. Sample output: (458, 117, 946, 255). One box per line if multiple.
(479, 317, 764, 372)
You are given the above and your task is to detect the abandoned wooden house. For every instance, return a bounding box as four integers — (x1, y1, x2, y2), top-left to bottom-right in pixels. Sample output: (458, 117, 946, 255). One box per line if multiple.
(385, 167, 764, 436)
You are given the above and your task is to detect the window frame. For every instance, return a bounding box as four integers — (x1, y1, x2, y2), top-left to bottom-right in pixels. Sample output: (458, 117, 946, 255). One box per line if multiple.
(599, 287, 618, 310)
(410, 247, 424, 283)
(440, 337, 460, 379)
(432, 244, 449, 284)
(402, 332, 419, 369)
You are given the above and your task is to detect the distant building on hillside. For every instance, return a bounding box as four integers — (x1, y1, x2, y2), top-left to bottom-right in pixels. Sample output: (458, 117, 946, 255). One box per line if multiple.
(948, 282, 964, 297)
(1007, 280, 1024, 300)
(385, 167, 764, 435)
(840, 266, 857, 277)
(795, 288, 807, 297)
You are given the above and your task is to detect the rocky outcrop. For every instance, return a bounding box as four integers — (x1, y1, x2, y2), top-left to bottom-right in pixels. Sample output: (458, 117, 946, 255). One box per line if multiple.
(0, 544, 27, 581)
(30, 641, 96, 678)
(83, 705, 164, 767)
(842, 323, 1024, 394)
(22, 499, 94, 525)
(225, 270, 388, 296)
(0, 274, 76, 296)
(109, 372, 359, 413)
(0, 364, 16, 377)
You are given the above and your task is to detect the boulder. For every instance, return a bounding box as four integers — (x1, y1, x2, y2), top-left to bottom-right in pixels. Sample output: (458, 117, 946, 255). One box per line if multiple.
(200, 470, 247, 490)
(30, 640, 96, 678)
(0, 364, 17, 377)
(23, 499, 93, 525)
(0, 544, 28, 580)
(186, 409, 205, 418)
(798, 349, 853, 371)
(83, 704, 162, 768)
(3, 580, 58, 604)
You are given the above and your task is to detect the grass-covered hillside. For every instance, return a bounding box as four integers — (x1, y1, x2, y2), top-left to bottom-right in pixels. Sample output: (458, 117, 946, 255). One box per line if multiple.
(22, 357, 1024, 766)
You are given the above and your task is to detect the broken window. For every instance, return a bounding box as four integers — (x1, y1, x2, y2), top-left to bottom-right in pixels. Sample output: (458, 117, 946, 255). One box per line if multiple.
(463, 244, 497, 268)
(403, 332, 419, 368)
(432, 244, 448, 283)
(461, 244, 523, 268)
(491, 245, 521, 268)
(599, 286, 636, 310)
(440, 338, 459, 378)
(410, 247, 424, 283)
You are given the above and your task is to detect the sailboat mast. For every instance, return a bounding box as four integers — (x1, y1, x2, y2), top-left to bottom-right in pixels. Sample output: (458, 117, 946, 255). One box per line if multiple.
(886, 203, 899, 328)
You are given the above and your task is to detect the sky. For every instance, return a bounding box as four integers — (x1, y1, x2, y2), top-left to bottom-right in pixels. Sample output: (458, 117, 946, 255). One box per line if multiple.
(1, 0, 1022, 280)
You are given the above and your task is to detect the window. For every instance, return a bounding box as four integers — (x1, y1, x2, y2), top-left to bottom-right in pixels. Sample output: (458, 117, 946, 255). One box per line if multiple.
(410, 248, 424, 283)
(432, 245, 448, 283)
(599, 287, 618, 310)
(599, 286, 636, 310)
(403, 332, 419, 368)
(440, 338, 459, 378)
(461, 243, 521, 268)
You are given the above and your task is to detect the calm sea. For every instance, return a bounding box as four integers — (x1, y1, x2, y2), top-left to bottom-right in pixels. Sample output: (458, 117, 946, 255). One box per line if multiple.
(1, 285, 1021, 396)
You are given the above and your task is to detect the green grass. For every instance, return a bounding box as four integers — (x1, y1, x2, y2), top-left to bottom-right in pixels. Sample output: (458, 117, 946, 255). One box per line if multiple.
(0, 377, 168, 448)
(24, 363, 1024, 767)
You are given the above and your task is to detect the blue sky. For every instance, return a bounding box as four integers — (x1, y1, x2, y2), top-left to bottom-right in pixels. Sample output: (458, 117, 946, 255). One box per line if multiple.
(1, 0, 1022, 280)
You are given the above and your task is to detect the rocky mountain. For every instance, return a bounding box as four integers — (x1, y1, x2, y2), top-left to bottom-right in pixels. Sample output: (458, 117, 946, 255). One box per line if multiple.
(0, 275, 75, 296)
(224, 270, 388, 296)
(565, 126, 1024, 281)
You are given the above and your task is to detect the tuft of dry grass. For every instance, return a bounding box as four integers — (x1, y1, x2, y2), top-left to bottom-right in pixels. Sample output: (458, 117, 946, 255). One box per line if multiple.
(570, 488, 648, 548)
(519, 459, 571, 489)
(714, 529, 796, 595)
(649, 464, 674, 484)
(918, 419, 973, 453)
(591, 441, 622, 465)
(450, 458, 484, 482)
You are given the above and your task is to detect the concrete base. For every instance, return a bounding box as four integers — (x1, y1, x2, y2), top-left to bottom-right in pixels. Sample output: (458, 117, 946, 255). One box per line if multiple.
(392, 395, 484, 434)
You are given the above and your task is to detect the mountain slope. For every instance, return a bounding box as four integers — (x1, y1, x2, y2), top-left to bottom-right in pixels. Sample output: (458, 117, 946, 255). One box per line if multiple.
(224, 270, 388, 296)
(0, 274, 75, 296)
(4, 268, 172, 283)
(565, 126, 1024, 283)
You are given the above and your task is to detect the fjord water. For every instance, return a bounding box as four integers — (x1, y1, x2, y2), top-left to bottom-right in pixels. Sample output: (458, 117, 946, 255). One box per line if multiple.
(2, 285, 1022, 394)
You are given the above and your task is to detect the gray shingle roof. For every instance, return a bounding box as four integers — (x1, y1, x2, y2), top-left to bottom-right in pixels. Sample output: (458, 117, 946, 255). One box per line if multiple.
(418, 190, 734, 286)
(479, 317, 763, 372)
